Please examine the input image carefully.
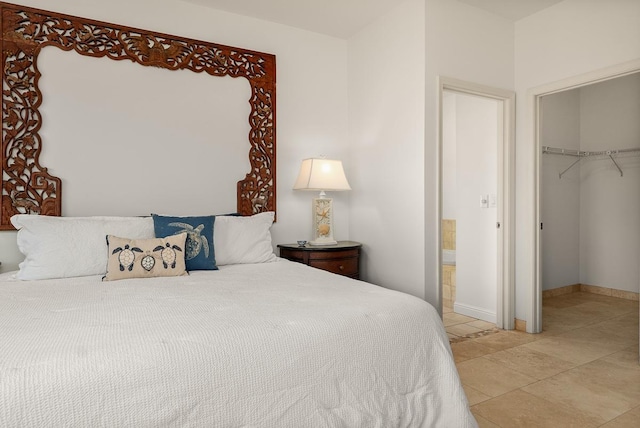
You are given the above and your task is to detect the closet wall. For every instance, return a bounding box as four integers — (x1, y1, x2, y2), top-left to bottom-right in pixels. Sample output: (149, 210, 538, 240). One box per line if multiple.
(540, 89, 581, 290)
(541, 72, 640, 294)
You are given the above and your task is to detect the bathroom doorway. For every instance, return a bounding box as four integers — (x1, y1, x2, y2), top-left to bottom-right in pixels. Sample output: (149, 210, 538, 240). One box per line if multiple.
(438, 77, 515, 329)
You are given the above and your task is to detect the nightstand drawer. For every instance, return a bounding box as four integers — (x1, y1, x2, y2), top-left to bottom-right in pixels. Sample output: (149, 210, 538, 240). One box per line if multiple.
(307, 249, 358, 261)
(278, 248, 305, 262)
(310, 258, 358, 276)
(277, 241, 362, 279)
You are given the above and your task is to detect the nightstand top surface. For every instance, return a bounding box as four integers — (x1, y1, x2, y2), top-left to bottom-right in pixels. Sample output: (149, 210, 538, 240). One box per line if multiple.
(278, 241, 361, 251)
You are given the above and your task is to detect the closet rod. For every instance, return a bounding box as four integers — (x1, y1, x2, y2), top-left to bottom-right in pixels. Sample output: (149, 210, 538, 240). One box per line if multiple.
(542, 145, 640, 179)
(542, 146, 640, 157)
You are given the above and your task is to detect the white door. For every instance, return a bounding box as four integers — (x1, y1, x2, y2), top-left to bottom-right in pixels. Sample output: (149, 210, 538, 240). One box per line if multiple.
(438, 77, 515, 329)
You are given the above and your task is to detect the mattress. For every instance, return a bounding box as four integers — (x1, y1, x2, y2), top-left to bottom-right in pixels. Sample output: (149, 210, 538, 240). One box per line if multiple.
(0, 259, 476, 427)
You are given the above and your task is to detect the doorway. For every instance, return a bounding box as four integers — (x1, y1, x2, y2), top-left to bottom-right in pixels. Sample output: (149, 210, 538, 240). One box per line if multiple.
(437, 77, 515, 329)
(532, 60, 640, 333)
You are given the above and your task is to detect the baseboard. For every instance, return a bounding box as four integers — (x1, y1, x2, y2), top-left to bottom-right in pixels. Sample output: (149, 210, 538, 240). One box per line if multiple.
(514, 318, 526, 332)
(542, 284, 580, 298)
(453, 302, 496, 323)
(579, 284, 639, 301)
(543, 283, 639, 301)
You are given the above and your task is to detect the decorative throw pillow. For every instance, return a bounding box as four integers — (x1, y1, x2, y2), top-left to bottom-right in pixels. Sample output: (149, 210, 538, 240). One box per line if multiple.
(103, 234, 188, 281)
(152, 214, 217, 271)
(11, 215, 155, 280)
(214, 211, 277, 265)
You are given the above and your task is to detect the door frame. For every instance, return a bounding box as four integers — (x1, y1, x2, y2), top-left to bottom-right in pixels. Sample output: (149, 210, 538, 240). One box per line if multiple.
(531, 59, 640, 333)
(437, 76, 515, 329)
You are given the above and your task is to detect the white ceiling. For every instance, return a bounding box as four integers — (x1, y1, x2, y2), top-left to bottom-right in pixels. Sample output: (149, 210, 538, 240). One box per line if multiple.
(183, 0, 565, 39)
(457, 0, 564, 21)
(183, 0, 404, 39)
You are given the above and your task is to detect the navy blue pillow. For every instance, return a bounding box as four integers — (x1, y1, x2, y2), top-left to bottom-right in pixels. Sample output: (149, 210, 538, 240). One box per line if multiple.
(152, 214, 217, 271)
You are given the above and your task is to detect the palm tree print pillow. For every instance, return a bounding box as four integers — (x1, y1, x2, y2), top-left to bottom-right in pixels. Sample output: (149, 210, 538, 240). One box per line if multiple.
(103, 233, 188, 281)
(152, 214, 218, 271)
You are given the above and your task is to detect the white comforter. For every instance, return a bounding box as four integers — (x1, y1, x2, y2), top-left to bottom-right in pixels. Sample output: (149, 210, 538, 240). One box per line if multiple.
(0, 259, 475, 427)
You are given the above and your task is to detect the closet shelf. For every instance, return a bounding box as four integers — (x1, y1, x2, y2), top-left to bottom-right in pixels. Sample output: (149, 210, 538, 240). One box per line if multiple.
(542, 145, 640, 179)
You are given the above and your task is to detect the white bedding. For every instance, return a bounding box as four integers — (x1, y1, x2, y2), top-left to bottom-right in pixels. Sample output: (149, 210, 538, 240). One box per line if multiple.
(0, 259, 476, 427)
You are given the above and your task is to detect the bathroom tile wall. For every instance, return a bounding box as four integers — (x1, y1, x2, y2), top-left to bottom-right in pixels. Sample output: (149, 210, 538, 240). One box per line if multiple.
(443, 264, 457, 305)
(442, 219, 456, 308)
(442, 219, 456, 250)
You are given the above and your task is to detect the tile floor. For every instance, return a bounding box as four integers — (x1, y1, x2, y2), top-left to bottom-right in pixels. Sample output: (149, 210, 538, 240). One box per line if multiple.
(445, 292, 640, 427)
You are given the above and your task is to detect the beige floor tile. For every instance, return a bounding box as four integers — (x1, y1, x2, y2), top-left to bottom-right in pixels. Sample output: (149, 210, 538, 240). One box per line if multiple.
(522, 357, 640, 424)
(484, 345, 576, 380)
(462, 384, 491, 406)
(601, 405, 640, 428)
(467, 320, 496, 330)
(542, 295, 585, 309)
(557, 323, 635, 349)
(593, 314, 640, 344)
(450, 340, 495, 363)
(540, 308, 598, 335)
(452, 293, 640, 428)
(472, 389, 601, 428)
(543, 291, 595, 306)
(456, 357, 536, 397)
(443, 312, 477, 326)
(446, 323, 483, 337)
(522, 334, 621, 365)
(576, 291, 630, 304)
(572, 300, 638, 319)
(601, 346, 640, 370)
(470, 411, 499, 428)
(472, 330, 538, 352)
(580, 358, 640, 401)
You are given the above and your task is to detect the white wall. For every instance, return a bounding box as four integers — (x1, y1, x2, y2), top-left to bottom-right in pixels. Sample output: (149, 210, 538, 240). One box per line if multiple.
(579, 73, 640, 292)
(348, 0, 513, 304)
(424, 0, 514, 308)
(347, 0, 426, 297)
(540, 90, 581, 290)
(0, 0, 350, 272)
(515, 0, 640, 321)
(38, 48, 251, 217)
(451, 93, 498, 322)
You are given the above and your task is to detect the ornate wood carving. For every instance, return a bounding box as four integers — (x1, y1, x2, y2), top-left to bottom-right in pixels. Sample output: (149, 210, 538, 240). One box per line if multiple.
(0, 2, 276, 229)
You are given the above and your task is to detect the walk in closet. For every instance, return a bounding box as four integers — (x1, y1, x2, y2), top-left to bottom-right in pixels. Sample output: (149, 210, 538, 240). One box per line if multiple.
(540, 72, 640, 297)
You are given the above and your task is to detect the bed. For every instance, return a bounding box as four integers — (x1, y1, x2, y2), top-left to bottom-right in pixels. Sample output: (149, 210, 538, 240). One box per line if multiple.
(0, 213, 480, 428)
(0, 3, 475, 427)
(0, 213, 475, 427)
(0, 257, 475, 427)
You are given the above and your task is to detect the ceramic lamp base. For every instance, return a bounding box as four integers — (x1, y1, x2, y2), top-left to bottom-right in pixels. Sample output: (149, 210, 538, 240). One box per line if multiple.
(311, 196, 336, 245)
(309, 237, 337, 246)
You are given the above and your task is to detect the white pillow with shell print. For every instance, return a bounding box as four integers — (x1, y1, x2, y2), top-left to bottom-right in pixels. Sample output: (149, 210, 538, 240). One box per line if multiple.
(103, 233, 188, 281)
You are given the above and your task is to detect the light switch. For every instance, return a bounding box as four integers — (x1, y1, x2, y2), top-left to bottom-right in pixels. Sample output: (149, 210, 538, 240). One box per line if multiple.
(480, 195, 488, 208)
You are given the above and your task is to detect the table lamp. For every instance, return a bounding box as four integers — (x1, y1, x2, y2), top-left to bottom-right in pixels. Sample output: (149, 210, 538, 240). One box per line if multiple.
(293, 158, 351, 245)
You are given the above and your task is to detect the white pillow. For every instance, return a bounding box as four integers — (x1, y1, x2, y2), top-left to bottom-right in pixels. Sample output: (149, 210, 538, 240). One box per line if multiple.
(214, 212, 276, 265)
(11, 215, 155, 280)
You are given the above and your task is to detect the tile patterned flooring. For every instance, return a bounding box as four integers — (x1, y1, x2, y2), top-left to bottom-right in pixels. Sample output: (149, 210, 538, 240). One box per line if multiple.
(445, 292, 640, 427)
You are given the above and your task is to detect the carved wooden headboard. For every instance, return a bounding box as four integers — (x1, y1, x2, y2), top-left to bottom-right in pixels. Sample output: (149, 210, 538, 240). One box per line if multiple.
(0, 2, 276, 230)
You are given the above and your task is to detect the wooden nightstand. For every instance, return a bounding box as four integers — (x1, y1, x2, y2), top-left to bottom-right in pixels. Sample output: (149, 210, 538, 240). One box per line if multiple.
(277, 241, 362, 279)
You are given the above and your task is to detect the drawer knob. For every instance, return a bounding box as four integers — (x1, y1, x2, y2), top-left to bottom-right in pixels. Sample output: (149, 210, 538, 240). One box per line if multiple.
(339, 265, 344, 270)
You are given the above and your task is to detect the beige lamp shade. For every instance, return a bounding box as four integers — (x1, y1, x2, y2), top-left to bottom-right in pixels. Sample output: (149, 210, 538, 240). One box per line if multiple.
(293, 158, 351, 191)
(293, 158, 350, 246)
